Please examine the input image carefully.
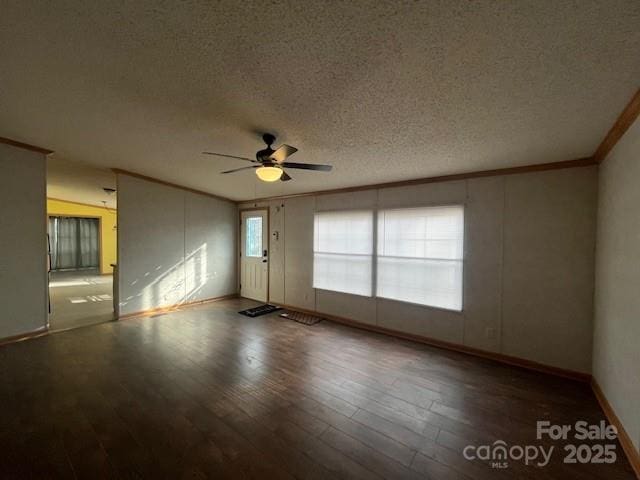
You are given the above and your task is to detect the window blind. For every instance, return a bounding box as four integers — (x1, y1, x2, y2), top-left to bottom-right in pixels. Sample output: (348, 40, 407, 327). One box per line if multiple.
(313, 210, 373, 297)
(377, 205, 464, 310)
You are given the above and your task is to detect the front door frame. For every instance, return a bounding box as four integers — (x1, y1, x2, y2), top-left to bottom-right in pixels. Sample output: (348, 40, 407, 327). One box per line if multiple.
(238, 207, 270, 302)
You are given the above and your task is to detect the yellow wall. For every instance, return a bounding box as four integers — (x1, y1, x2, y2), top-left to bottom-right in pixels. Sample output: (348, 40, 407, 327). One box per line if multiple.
(47, 198, 117, 274)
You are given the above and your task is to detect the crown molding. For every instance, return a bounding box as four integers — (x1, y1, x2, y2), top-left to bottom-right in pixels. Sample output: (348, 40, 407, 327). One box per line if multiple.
(593, 88, 640, 163)
(243, 156, 596, 203)
(111, 168, 236, 204)
(0, 136, 53, 155)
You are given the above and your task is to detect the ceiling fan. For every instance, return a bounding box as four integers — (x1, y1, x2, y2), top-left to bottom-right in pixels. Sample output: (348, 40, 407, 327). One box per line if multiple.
(202, 133, 332, 182)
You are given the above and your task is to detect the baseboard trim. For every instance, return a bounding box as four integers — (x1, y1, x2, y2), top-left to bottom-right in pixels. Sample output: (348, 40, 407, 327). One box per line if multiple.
(591, 378, 640, 478)
(274, 303, 591, 383)
(0, 326, 49, 347)
(118, 294, 239, 320)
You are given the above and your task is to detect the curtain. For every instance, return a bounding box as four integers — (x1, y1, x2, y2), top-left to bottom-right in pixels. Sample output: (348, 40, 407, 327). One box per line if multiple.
(48, 216, 100, 270)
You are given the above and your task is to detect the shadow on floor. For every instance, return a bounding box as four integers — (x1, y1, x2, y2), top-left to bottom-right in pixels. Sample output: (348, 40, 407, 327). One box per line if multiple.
(49, 269, 115, 331)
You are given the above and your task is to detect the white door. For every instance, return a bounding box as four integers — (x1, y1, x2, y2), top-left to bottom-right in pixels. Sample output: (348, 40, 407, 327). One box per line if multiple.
(240, 210, 268, 302)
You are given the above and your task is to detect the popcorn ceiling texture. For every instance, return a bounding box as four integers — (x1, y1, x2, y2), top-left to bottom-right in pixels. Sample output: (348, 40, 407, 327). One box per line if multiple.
(47, 157, 117, 208)
(1, 0, 639, 201)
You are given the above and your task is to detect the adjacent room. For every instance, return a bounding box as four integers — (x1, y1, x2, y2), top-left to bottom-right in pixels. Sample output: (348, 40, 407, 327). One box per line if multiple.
(0, 2, 638, 479)
(46, 157, 118, 331)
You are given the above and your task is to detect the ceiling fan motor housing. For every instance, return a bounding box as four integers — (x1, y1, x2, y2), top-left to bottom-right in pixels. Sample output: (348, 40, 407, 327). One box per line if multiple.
(256, 147, 275, 163)
(262, 133, 276, 146)
(257, 133, 277, 162)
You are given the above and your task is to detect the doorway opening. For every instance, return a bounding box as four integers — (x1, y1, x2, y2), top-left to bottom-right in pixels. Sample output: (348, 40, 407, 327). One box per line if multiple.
(46, 158, 117, 331)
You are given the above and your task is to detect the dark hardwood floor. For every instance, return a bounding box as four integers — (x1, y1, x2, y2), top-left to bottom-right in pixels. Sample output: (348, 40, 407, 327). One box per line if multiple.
(0, 298, 634, 479)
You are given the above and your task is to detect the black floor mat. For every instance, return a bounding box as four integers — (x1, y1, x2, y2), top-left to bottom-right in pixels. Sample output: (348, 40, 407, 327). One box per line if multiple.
(238, 304, 282, 318)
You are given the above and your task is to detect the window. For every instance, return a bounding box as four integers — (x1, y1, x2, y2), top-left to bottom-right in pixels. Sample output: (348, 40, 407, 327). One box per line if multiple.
(313, 210, 373, 297)
(245, 217, 262, 257)
(377, 205, 464, 311)
(48, 216, 100, 270)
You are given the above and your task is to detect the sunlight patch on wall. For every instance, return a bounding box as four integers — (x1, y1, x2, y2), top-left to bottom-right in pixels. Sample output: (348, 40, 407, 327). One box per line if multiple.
(122, 243, 209, 312)
(185, 243, 208, 302)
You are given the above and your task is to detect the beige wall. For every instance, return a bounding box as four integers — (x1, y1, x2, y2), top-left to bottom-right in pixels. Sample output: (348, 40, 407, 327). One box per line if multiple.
(117, 174, 238, 316)
(0, 144, 48, 339)
(502, 170, 597, 371)
(593, 117, 640, 452)
(242, 165, 597, 373)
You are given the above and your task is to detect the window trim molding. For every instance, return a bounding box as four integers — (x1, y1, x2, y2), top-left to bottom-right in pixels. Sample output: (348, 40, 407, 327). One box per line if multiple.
(376, 203, 465, 312)
(376, 295, 465, 315)
(312, 209, 375, 297)
(314, 286, 377, 300)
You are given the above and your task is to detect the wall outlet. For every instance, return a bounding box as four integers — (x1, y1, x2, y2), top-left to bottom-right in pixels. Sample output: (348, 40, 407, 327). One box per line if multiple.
(486, 327, 497, 340)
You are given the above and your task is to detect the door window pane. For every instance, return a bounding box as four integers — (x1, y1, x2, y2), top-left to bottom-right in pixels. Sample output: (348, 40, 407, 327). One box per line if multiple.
(245, 217, 262, 257)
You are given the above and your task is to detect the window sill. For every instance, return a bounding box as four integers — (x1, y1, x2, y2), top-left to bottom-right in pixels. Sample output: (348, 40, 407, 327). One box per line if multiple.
(376, 295, 464, 314)
(313, 288, 463, 313)
(313, 287, 374, 299)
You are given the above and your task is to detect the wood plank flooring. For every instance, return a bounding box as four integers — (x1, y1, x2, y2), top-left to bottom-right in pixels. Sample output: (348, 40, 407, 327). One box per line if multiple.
(0, 298, 635, 479)
(48, 270, 114, 332)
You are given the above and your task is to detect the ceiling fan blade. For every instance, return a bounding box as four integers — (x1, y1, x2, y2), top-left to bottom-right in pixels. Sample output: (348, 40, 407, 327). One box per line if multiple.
(269, 144, 298, 163)
(280, 171, 292, 181)
(221, 165, 259, 174)
(203, 152, 257, 163)
(280, 162, 332, 172)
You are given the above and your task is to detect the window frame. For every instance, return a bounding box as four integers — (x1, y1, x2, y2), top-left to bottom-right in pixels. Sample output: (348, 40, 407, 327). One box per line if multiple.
(244, 215, 264, 258)
(312, 209, 375, 298)
(311, 203, 465, 312)
(375, 203, 465, 312)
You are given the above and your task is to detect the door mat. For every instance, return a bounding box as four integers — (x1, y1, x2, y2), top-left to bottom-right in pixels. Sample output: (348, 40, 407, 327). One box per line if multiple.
(238, 304, 282, 318)
(280, 310, 324, 326)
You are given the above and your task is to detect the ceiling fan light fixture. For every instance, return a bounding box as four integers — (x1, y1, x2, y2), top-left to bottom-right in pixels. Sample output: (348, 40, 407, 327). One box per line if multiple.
(255, 166, 283, 182)
(205, 133, 332, 182)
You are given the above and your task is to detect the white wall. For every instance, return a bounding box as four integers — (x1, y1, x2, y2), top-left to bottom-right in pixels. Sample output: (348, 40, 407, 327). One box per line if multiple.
(0, 144, 48, 339)
(241, 165, 597, 373)
(118, 174, 237, 316)
(593, 117, 640, 452)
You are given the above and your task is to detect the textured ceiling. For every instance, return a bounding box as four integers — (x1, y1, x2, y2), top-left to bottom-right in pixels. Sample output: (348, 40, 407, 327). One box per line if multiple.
(1, 1, 639, 202)
(47, 157, 117, 208)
